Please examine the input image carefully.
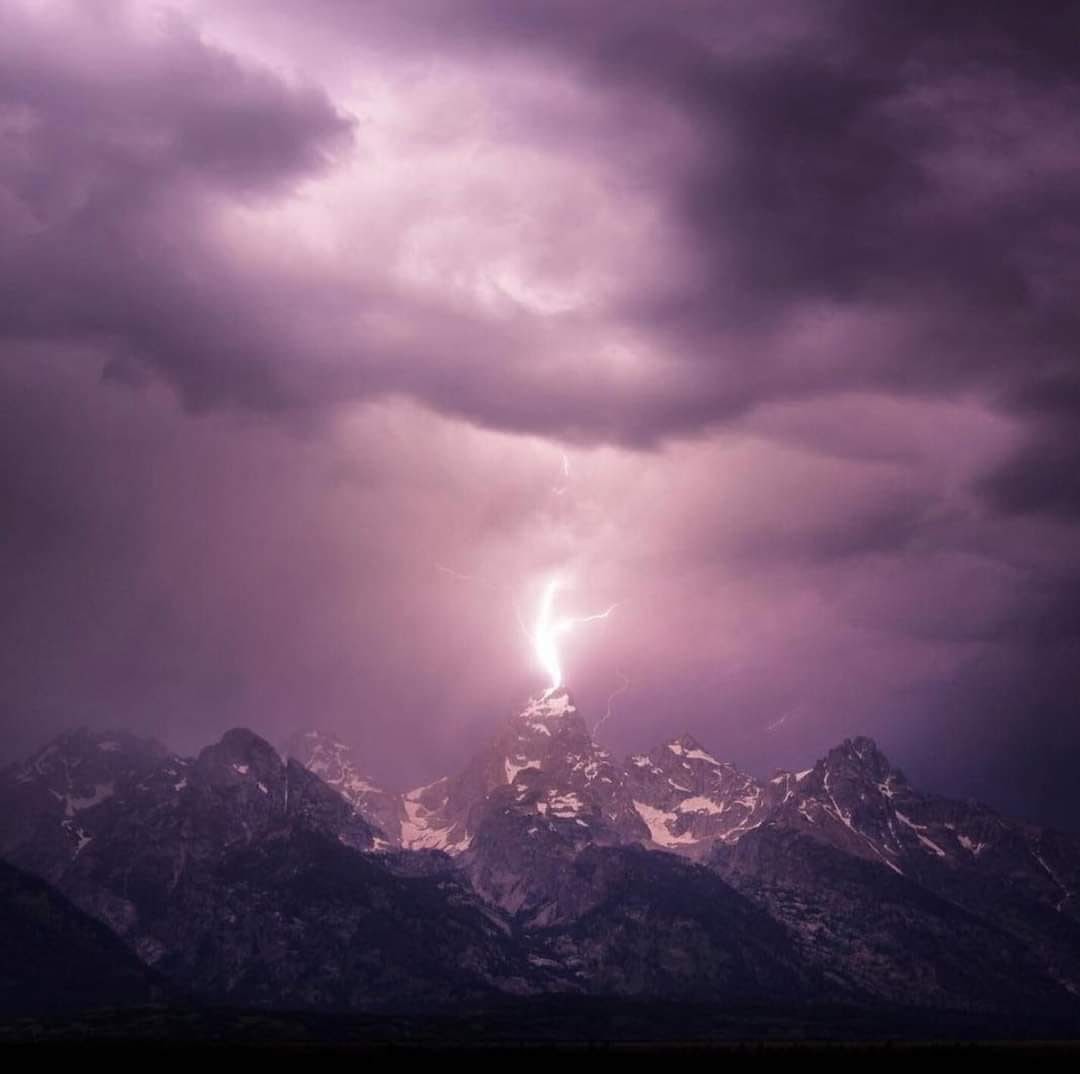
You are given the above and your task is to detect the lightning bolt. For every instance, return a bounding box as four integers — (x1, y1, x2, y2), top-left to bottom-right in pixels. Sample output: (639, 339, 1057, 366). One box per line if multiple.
(439, 456, 618, 693)
(593, 671, 630, 738)
(532, 576, 616, 692)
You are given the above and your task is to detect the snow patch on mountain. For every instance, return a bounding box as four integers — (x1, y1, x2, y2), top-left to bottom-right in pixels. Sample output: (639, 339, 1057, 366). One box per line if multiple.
(895, 810, 947, 857)
(676, 795, 726, 815)
(401, 791, 469, 852)
(958, 833, 986, 855)
(547, 791, 585, 817)
(505, 758, 540, 784)
(633, 801, 697, 847)
(520, 691, 576, 721)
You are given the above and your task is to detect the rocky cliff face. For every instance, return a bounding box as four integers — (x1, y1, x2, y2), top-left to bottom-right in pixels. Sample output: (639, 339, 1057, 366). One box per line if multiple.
(0, 858, 166, 1016)
(623, 733, 787, 852)
(712, 736, 1080, 1010)
(395, 689, 648, 856)
(0, 728, 175, 885)
(283, 730, 404, 847)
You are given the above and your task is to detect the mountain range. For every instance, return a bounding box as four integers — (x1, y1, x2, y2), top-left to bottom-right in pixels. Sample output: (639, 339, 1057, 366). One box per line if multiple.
(2, 687, 1078, 1031)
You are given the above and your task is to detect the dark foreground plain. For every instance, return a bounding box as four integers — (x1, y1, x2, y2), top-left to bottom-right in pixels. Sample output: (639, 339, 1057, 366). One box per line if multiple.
(2, 998, 1080, 1054)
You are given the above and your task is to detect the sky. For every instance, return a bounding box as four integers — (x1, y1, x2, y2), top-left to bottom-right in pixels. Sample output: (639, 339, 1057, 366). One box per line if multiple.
(2, 0, 1080, 827)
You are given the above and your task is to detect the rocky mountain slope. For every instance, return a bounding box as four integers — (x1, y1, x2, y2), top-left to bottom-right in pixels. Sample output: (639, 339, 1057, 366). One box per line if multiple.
(1, 690, 1078, 1019)
(283, 730, 404, 848)
(712, 737, 1080, 1009)
(0, 858, 165, 1015)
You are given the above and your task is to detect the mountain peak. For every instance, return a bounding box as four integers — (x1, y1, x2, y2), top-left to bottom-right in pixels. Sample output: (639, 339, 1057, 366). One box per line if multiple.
(518, 688, 577, 721)
(16, 727, 168, 769)
(825, 736, 895, 782)
(285, 727, 403, 844)
(663, 735, 723, 766)
(193, 728, 285, 795)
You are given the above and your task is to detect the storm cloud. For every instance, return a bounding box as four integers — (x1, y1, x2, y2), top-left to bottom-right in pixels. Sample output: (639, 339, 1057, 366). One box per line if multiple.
(2, 0, 1079, 827)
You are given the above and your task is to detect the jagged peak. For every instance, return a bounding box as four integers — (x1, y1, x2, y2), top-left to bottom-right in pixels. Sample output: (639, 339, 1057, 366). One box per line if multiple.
(216, 726, 277, 752)
(517, 688, 578, 722)
(822, 735, 896, 781)
(663, 735, 724, 766)
(197, 728, 283, 775)
(8, 728, 170, 787)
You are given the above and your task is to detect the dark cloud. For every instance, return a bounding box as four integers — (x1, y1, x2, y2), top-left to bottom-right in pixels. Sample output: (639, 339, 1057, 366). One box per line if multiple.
(5, 1, 1079, 449)
(978, 423, 1080, 519)
(0, 4, 353, 412)
(0, 7, 353, 205)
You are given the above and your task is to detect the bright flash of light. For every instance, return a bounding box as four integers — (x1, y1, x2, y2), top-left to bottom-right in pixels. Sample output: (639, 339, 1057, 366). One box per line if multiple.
(533, 577, 616, 692)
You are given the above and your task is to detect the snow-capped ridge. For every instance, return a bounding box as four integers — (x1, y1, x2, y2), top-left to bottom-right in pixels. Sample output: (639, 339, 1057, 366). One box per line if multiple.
(517, 687, 578, 723)
(663, 732, 728, 765)
(284, 728, 404, 846)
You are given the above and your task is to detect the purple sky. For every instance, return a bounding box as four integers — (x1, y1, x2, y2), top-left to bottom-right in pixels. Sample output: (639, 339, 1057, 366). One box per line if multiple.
(3, 1, 1080, 826)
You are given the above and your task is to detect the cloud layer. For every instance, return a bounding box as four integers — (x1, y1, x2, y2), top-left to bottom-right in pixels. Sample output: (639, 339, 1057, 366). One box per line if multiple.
(2, 1, 1079, 826)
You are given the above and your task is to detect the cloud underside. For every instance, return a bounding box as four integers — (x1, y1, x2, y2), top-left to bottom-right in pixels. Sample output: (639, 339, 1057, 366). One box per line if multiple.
(1, 1, 1079, 825)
